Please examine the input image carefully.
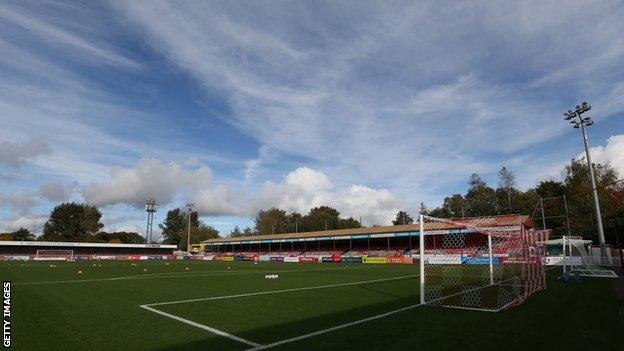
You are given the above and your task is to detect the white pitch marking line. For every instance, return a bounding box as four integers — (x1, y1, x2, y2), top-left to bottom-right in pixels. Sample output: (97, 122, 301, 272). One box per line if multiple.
(14, 265, 374, 286)
(115, 265, 372, 280)
(143, 274, 420, 307)
(140, 305, 261, 347)
(245, 303, 422, 351)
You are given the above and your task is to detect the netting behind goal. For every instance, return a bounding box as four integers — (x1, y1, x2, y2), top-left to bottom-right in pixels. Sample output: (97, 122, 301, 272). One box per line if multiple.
(420, 215, 549, 312)
(34, 250, 74, 261)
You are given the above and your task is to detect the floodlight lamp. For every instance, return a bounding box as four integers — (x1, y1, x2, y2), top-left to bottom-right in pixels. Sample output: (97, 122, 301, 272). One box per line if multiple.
(586, 120, 593, 126)
(583, 117, 591, 121)
(573, 124, 580, 128)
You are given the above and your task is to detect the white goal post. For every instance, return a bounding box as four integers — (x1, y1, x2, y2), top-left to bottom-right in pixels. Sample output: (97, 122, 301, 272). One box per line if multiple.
(419, 214, 549, 312)
(34, 249, 74, 261)
(561, 236, 617, 278)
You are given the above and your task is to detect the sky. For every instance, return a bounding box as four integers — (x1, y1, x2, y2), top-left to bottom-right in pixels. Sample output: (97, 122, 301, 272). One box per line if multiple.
(1, 0, 623, 240)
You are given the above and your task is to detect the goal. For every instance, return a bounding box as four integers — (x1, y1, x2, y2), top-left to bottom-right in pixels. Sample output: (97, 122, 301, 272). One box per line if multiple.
(419, 215, 549, 312)
(561, 236, 617, 278)
(34, 250, 74, 261)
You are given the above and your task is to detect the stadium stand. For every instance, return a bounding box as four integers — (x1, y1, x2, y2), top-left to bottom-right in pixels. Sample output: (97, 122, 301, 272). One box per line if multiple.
(0, 241, 176, 260)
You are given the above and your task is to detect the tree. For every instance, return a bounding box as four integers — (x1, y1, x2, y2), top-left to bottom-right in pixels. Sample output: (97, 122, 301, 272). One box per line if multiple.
(0, 228, 35, 241)
(42, 202, 103, 242)
(285, 212, 303, 233)
(178, 225, 219, 250)
(419, 202, 428, 215)
(469, 173, 485, 188)
(159, 208, 186, 245)
(254, 207, 287, 235)
(94, 231, 145, 244)
(465, 176, 498, 216)
(243, 227, 253, 236)
(429, 194, 466, 218)
(229, 226, 243, 237)
(301, 206, 341, 231)
(564, 158, 620, 240)
(498, 167, 516, 213)
(338, 217, 362, 229)
(392, 211, 414, 225)
(535, 179, 566, 198)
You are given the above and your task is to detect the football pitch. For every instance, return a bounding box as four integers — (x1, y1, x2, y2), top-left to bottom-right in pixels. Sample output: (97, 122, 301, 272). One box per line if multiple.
(2, 260, 622, 350)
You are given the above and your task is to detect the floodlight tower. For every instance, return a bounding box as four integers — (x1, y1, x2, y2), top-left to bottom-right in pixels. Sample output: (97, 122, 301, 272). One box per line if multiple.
(145, 198, 157, 243)
(185, 202, 195, 252)
(563, 101, 606, 257)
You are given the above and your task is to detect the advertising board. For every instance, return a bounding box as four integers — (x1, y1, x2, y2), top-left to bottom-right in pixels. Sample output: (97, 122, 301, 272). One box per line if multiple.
(362, 257, 388, 264)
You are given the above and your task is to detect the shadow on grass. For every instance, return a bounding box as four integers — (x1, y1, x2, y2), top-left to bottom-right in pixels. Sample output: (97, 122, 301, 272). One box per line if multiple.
(154, 272, 624, 351)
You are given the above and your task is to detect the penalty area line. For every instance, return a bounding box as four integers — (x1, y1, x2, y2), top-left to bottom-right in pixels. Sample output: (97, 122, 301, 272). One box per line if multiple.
(143, 274, 419, 307)
(140, 304, 261, 347)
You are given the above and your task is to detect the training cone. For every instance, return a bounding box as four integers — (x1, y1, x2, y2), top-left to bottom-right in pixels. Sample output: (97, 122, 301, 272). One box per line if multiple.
(77, 270, 83, 274)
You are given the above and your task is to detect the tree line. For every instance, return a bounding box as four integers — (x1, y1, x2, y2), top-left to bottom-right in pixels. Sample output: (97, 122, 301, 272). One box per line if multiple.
(1, 202, 219, 250)
(2, 157, 622, 246)
(412, 159, 623, 243)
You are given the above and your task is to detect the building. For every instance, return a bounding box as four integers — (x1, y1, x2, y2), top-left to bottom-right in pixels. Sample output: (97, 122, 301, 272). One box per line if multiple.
(201, 215, 532, 262)
(0, 240, 177, 260)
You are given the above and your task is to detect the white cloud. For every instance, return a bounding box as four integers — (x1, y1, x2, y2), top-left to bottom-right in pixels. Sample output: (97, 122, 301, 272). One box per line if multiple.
(0, 137, 50, 167)
(579, 134, 624, 177)
(0, 214, 47, 234)
(86, 158, 406, 225)
(113, 0, 624, 202)
(39, 181, 73, 202)
(0, 191, 39, 216)
(248, 167, 404, 225)
(82, 157, 214, 208)
(0, 3, 139, 68)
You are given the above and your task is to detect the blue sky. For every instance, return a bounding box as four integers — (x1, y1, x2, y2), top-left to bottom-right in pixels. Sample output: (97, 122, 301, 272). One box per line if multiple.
(1, 0, 623, 239)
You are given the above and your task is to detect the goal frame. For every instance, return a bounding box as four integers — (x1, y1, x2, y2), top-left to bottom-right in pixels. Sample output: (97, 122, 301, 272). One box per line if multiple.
(561, 235, 617, 278)
(419, 214, 548, 312)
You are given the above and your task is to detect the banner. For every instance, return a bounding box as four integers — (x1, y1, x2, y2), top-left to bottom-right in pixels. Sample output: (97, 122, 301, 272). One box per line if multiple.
(284, 256, 299, 263)
(362, 257, 388, 264)
(270, 256, 284, 262)
(216, 256, 234, 261)
(461, 256, 500, 265)
(321, 256, 334, 263)
(341, 257, 362, 263)
(298, 257, 318, 263)
(259, 255, 271, 262)
(426, 256, 461, 265)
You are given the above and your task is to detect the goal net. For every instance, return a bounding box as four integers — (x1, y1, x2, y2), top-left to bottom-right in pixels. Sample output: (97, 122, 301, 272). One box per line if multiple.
(419, 215, 549, 312)
(562, 236, 617, 278)
(34, 250, 74, 261)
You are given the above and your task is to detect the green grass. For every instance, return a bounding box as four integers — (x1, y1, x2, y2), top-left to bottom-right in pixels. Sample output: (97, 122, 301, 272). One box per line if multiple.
(1, 260, 622, 350)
